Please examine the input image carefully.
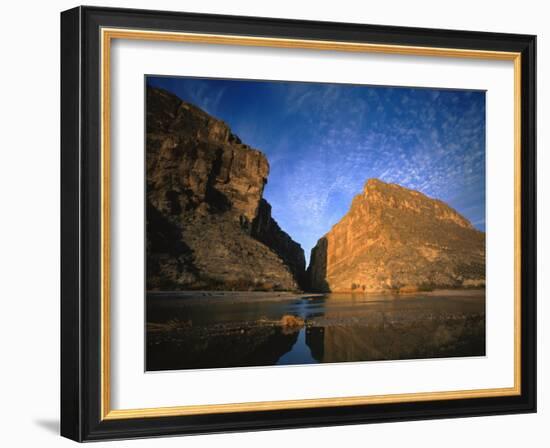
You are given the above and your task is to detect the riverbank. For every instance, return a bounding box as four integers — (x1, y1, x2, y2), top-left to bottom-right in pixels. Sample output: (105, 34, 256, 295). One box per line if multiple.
(147, 290, 323, 304)
(147, 288, 484, 304)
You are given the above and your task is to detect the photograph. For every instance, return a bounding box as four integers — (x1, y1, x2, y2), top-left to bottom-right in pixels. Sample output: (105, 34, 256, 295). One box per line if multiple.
(56, 4, 537, 442)
(145, 76, 487, 371)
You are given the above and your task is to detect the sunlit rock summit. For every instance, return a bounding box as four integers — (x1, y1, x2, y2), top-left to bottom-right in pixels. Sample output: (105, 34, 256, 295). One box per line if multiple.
(146, 86, 485, 295)
(146, 86, 306, 291)
(308, 179, 485, 293)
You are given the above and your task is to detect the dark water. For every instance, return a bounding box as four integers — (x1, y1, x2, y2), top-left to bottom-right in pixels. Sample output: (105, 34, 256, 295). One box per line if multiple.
(146, 291, 485, 371)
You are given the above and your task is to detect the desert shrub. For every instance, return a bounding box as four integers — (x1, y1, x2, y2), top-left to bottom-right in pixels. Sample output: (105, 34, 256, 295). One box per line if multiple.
(418, 282, 435, 292)
(258, 281, 275, 291)
(398, 285, 419, 294)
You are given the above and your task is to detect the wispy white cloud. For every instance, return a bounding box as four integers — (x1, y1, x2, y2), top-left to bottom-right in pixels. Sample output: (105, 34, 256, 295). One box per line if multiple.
(149, 77, 486, 261)
(263, 85, 486, 261)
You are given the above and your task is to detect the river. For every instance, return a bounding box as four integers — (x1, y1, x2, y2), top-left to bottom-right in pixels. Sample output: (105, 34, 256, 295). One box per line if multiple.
(146, 290, 485, 371)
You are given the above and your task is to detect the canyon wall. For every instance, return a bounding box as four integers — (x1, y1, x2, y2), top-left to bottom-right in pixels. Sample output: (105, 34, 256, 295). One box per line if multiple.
(308, 179, 485, 292)
(146, 86, 305, 291)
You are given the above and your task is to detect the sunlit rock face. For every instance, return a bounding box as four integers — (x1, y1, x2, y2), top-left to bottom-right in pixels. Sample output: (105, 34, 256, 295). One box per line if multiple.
(146, 86, 305, 291)
(308, 179, 485, 292)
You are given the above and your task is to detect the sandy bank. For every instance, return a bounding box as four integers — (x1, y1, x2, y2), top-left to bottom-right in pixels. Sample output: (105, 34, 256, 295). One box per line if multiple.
(147, 290, 324, 304)
(147, 288, 484, 305)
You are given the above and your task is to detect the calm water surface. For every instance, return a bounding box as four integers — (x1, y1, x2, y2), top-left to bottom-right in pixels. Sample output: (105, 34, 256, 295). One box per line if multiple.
(146, 291, 485, 371)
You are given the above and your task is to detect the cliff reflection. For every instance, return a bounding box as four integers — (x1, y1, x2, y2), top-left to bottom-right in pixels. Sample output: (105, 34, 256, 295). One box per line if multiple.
(146, 290, 485, 371)
(304, 313, 485, 363)
(302, 292, 485, 363)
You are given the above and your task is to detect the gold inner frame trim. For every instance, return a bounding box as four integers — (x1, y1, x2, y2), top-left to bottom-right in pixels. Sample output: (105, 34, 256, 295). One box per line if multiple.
(100, 27, 522, 421)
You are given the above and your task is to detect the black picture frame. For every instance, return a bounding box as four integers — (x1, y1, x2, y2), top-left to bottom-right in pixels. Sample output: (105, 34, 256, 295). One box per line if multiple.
(61, 5, 536, 442)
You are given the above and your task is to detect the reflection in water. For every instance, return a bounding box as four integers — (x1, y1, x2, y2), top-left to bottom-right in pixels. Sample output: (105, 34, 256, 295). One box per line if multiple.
(277, 328, 317, 365)
(146, 291, 485, 371)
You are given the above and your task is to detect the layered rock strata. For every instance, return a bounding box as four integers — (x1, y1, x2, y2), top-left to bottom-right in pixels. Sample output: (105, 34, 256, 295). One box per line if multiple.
(146, 86, 305, 291)
(308, 179, 485, 292)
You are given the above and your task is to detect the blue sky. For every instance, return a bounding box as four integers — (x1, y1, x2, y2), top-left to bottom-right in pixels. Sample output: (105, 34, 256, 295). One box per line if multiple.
(147, 76, 486, 263)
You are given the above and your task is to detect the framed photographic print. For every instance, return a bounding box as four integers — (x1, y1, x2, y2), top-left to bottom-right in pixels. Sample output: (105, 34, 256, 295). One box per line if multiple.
(60, 6, 536, 442)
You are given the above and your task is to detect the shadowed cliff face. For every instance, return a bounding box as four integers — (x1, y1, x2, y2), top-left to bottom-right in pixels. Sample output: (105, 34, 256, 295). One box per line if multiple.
(308, 179, 485, 292)
(146, 86, 305, 291)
